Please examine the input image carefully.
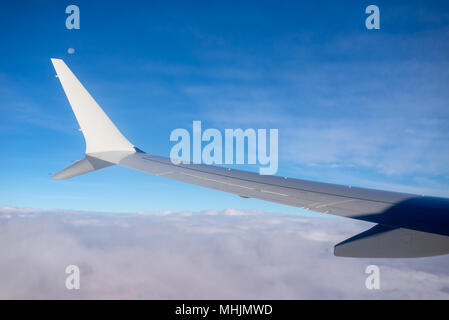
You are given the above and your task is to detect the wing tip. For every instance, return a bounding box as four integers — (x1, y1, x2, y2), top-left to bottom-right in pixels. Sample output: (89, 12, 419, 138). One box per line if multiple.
(50, 58, 64, 67)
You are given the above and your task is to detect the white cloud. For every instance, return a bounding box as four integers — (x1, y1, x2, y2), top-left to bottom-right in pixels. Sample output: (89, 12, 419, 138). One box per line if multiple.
(0, 206, 449, 299)
(298, 230, 342, 243)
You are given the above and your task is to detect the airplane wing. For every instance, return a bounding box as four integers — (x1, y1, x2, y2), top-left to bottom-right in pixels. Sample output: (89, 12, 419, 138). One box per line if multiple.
(50, 58, 449, 258)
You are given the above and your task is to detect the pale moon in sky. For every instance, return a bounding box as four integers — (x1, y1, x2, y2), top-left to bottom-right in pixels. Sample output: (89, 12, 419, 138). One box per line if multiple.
(67, 48, 75, 54)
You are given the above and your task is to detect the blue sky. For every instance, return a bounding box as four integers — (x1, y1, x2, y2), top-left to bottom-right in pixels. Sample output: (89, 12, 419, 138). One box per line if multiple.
(1, 0, 449, 213)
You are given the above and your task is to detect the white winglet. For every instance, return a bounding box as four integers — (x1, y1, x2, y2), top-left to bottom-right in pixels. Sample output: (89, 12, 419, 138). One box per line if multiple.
(51, 58, 135, 154)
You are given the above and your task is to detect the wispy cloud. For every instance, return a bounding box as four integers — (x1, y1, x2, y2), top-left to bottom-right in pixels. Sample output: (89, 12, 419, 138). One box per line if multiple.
(133, 28, 449, 196)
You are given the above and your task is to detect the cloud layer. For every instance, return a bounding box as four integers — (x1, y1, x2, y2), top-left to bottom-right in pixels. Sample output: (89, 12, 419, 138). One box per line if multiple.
(1, 206, 449, 299)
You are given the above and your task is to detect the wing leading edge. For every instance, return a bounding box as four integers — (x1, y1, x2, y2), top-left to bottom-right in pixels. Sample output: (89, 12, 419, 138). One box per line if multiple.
(51, 58, 449, 258)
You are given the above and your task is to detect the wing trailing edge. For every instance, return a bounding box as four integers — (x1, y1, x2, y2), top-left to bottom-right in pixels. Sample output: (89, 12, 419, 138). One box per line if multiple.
(334, 224, 449, 258)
